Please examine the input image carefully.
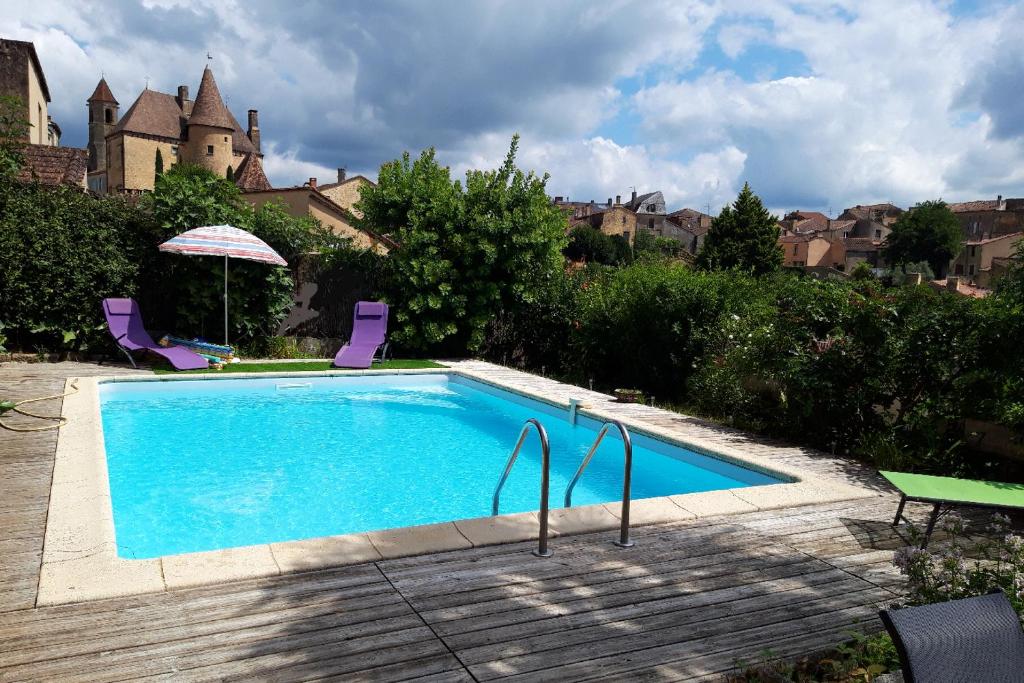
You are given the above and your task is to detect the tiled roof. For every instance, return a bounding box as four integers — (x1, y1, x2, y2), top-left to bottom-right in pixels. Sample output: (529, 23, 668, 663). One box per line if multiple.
(112, 89, 184, 139)
(234, 152, 271, 191)
(317, 175, 373, 191)
(965, 231, 1023, 245)
(948, 200, 1000, 213)
(780, 233, 830, 243)
(16, 145, 87, 187)
(188, 67, 234, 130)
(668, 207, 711, 221)
(624, 191, 657, 211)
(791, 211, 829, 222)
(227, 109, 257, 154)
(87, 78, 118, 104)
(844, 237, 881, 251)
(844, 203, 903, 218)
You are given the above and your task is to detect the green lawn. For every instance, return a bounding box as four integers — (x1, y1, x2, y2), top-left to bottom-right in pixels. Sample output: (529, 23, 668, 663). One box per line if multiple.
(153, 359, 445, 374)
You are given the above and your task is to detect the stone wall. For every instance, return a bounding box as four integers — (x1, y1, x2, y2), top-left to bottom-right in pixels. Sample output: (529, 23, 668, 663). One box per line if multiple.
(319, 177, 370, 217)
(183, 124, 233, 179)
(121, 136, 179, 191)
(276, 252, 383, 342)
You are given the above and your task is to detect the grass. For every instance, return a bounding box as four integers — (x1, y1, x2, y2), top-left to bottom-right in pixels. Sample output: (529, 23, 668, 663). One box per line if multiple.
(153, 359, 445, 374)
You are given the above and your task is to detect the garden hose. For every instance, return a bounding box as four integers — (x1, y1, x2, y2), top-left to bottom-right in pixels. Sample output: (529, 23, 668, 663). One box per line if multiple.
(0, 379, 79, 432)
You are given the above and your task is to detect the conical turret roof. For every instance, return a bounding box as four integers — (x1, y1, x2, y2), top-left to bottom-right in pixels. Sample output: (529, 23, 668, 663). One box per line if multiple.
(88, 78, 118, 105)
(187, 67, 233, 130)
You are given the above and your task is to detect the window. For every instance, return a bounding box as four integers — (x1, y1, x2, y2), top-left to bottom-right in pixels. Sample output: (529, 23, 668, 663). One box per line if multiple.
(621, 216, 626, 225)
(874, 229, 882, 239)
(647, 203, 656, 212)
(793, 244, 798, 255)
(968, 264, 975, 276)
(206, 145, 214, 156)
(970, 246, 976, 257)
(223, 136, 228, 142)
(105, 108, 113, 124)
(843, 231, 850, 238)
(170, 145, 179, 156)
(648, 218, 654, 229)
(89, 109, 94, 123)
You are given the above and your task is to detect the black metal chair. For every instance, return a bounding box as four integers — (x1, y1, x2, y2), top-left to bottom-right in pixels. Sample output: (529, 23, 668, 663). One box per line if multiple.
(879, 590, 1024, 683)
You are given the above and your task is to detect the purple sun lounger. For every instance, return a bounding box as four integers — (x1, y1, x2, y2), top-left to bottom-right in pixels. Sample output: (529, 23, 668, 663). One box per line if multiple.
(333, 301, 389, 369)
(102, 298, 208, 370)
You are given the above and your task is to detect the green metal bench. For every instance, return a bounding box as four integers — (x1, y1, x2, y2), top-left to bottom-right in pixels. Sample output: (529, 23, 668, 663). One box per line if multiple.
(881, 470, 1024, 548)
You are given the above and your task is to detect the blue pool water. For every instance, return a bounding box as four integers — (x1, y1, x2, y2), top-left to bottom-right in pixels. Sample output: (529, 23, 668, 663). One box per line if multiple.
(99, 374, 783, 558)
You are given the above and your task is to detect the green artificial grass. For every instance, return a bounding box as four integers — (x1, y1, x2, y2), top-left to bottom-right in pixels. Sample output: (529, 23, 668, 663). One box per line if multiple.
(154, 359, 445, 374)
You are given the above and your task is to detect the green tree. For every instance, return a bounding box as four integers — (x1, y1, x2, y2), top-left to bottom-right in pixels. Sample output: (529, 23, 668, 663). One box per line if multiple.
(154, 148, 164, 177)
(565, 224, 617, 264)
(883, 200, 962, 277)
(357, 135, 568, 353)
(696, 182, 781, 274)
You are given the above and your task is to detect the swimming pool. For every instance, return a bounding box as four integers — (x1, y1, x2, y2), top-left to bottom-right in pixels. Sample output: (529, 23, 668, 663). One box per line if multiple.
(99, 374, 784, 559)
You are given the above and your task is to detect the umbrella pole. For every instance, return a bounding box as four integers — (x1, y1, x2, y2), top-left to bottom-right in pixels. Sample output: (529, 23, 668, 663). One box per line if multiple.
(223, 254, 229, 347)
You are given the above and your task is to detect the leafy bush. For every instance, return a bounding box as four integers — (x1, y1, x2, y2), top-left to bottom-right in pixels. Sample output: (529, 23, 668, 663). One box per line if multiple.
(0, 179, 156, 352)
(482, 258, 1024, 474)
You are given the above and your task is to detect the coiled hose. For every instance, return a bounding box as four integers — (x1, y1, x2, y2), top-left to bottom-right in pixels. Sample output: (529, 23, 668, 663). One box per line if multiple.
(0, 379, 79, 432)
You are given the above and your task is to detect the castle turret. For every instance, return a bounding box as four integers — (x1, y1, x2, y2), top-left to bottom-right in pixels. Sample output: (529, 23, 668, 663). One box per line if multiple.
(184, 67, 234, 176)
(86, 78, 118, 172)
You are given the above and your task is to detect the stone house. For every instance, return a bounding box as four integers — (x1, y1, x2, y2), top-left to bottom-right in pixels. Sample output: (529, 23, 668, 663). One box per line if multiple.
(948, 232, 1022, 287)
(780, 233, 845, 269)
(569, 203, 637, 245)
(949, 196, 1024, 240)
(623, 190, 671, 235)
(242, 177, 395, 254)
(665, 208, 712, 254)
(843, 237, 883, 270)
(837, 203, 903, 242)
(87, 67, 269, 195)
(315, 169, 373, 218)
(0, 39, 60, 145)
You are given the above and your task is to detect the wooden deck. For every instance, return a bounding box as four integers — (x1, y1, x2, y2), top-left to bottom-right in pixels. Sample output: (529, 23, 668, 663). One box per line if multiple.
(0, 361, 950, 681)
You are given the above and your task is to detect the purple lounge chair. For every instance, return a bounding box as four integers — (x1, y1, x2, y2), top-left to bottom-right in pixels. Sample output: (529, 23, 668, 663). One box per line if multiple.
(333, 301, 389, 369)
(102, 298, 208, 371)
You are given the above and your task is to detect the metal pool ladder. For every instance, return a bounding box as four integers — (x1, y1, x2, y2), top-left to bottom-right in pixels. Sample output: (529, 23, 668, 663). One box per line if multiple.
(492, 418, 552, 558)
(564, 420, 635, 548)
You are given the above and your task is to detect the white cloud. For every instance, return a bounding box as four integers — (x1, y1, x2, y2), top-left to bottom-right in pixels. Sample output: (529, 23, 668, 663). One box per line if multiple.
(260, 142, 345, 188)
(2, 0, 1022, 211)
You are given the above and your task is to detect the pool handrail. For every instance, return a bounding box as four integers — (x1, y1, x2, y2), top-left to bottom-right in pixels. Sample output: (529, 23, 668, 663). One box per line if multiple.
(491, 417, 552, 558)
(564, 420, 635, 548)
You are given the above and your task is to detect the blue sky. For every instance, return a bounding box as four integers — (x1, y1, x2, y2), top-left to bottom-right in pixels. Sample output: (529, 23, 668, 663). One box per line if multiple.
(2, 0, 1022, 215)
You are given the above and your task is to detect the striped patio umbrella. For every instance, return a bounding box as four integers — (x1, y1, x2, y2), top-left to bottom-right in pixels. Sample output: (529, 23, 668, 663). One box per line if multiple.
(158, 225, 288, 346)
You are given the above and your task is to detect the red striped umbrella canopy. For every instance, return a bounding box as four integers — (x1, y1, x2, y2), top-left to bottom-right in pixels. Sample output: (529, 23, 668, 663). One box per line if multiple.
(157, 225, 287, 346)
(158, 224, 287, 266)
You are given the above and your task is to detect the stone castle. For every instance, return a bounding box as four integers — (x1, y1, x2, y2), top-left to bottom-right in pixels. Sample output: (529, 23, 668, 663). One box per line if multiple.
(86, 66, 270, 195)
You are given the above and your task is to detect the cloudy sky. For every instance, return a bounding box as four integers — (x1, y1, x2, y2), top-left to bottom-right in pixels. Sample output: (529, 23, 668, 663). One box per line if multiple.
(2, 0, 1022, 215)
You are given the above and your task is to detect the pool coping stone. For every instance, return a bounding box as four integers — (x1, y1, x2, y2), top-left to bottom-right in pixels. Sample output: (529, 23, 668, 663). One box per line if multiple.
(37, 366, 877, 606)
